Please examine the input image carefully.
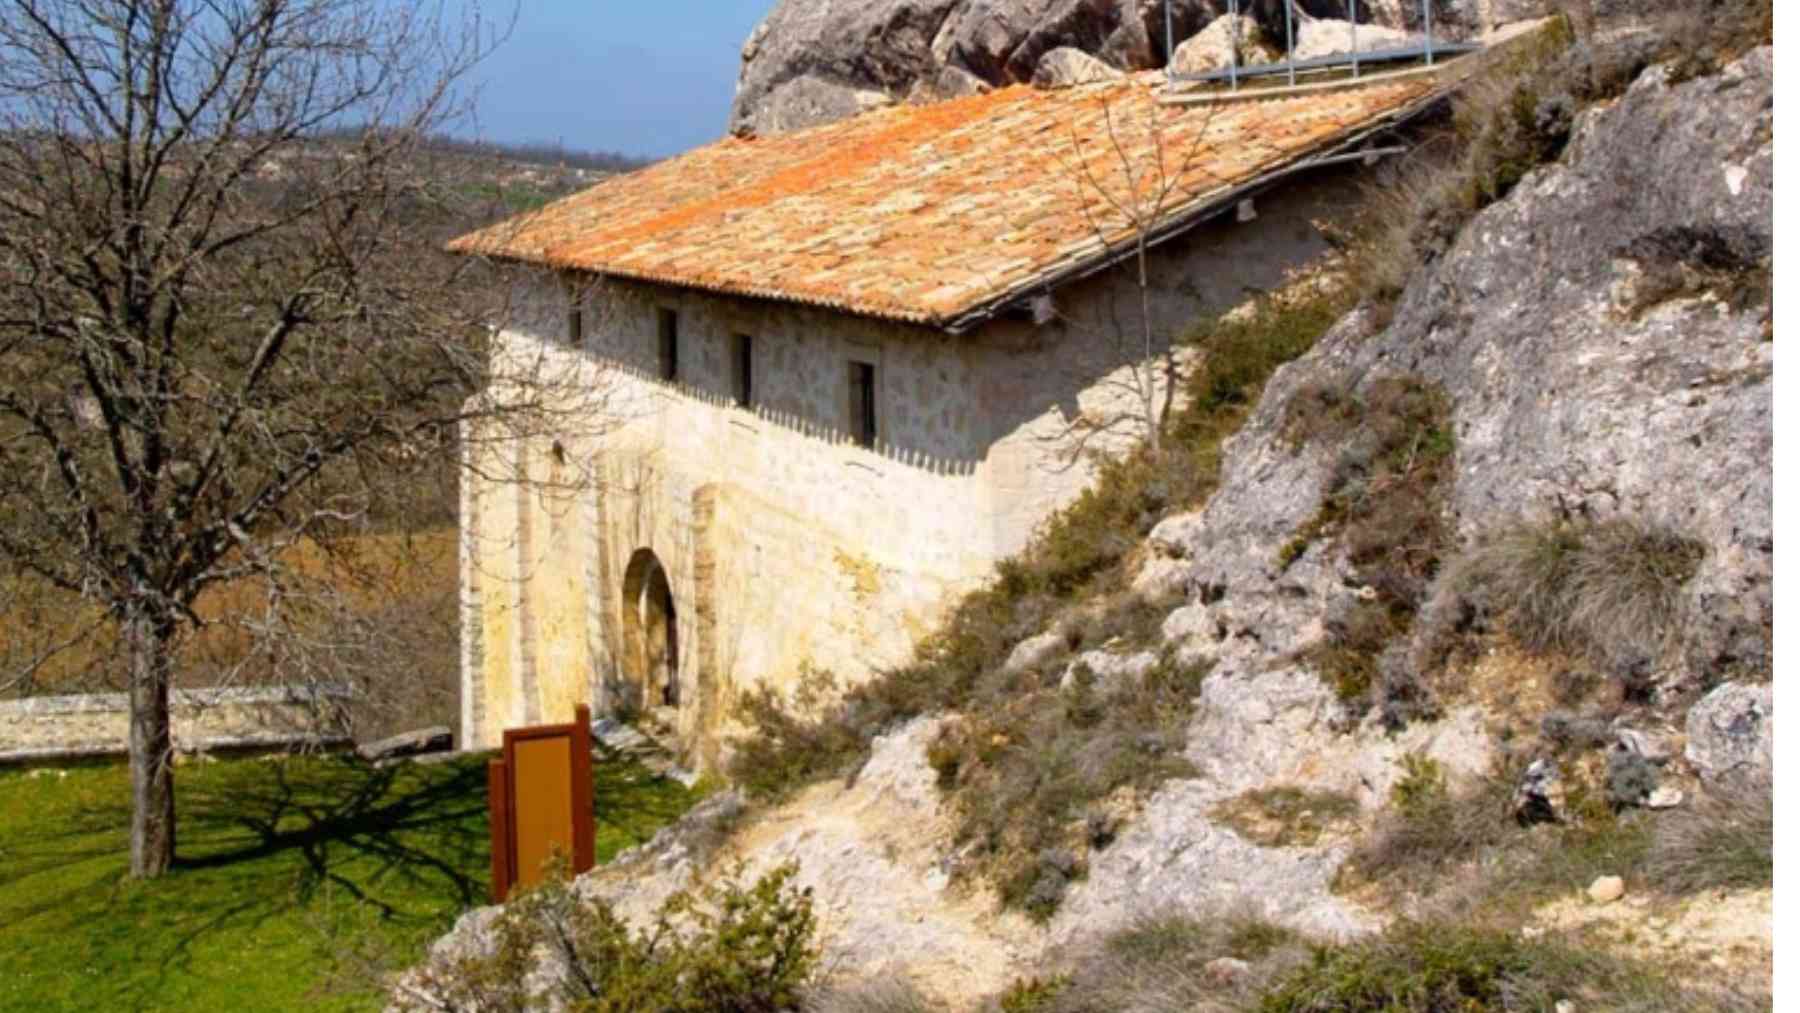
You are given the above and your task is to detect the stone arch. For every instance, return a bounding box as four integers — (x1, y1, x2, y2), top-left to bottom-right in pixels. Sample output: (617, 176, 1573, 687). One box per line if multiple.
(621, 548, 680, 712)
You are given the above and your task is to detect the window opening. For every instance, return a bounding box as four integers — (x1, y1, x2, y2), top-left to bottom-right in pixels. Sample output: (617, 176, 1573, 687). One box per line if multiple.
(657, 308, 679, 381)
(732, 333, 754, 407)
(565, 278, 583, 347)
(848, 360, 877, 448)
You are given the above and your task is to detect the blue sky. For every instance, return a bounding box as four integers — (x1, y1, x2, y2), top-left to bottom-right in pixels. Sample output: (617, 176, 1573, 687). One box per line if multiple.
(467, 2, 774, 159)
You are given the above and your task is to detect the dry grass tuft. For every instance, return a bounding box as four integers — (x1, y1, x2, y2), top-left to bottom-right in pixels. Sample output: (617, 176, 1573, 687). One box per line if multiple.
(1419, 516, 1704, 692)
(1211, 786, 1360, 849)
(1644, 773, 1772, 895)
(806, 977, 938, 1013)
(1022, 910, 1304, 1013)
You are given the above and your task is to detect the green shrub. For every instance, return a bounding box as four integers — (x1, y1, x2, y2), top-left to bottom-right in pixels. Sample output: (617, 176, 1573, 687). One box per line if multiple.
(1257, 920, 1749, 1013)
(1390, 752, 1446, 816)
(1340, 752, 1661, 917)
(1027, 911, 1302, 1013)
(1337, 758, 1513, 897)
(1283, 375, 1455, 717)
(997, 976, 1069, 1013)
(425, 861, 818, 1013)
(728, 666, 865, 801)
(1344, 18, 1581, 312)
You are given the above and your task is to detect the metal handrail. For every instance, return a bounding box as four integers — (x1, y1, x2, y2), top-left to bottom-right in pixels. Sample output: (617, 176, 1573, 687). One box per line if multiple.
(1165, 0, 1461, 91)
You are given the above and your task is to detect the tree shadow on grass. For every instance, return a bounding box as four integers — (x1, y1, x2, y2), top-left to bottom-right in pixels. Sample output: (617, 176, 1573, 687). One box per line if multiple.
(0, 752, 701, 1011)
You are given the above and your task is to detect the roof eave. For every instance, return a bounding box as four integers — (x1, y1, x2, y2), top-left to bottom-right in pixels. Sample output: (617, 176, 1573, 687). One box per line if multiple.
(940, 86, 1452, 335)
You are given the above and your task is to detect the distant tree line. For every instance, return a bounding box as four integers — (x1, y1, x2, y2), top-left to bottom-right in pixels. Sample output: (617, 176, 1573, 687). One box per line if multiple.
(422, 134, 652, 172)
(312, 126, 650, 173)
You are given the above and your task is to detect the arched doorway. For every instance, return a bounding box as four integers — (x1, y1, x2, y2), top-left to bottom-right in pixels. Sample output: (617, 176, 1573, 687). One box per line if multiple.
(621, 548, 679, 711)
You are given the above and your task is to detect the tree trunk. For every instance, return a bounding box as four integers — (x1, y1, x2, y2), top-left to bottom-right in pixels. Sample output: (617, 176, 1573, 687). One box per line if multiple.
(128, 614, 177, 878)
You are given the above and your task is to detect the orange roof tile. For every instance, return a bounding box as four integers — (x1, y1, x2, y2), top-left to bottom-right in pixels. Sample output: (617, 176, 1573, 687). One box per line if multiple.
(449, 73, 1444, 331)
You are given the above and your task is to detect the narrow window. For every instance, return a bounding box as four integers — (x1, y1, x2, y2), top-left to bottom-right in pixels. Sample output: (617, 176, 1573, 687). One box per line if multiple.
(731, 333, 754, 407)
(656, 308, 678, 381)
(565, 277, 584, 347)
(848, 360, 877, 448)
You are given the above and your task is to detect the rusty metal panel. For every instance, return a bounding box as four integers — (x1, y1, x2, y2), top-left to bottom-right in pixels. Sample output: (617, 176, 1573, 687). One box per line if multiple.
(488, 758, 513, 903)
(490, 704, 595, 903)
(511, 735, 574, 890)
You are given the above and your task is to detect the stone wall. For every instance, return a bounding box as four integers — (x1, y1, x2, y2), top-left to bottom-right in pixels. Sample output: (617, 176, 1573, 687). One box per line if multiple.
(461, 164, 1366, 767)
(0, 685, 354, 765)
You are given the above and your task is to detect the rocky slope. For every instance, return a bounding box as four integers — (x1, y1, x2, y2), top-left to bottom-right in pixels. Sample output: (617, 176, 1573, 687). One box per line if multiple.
(730, 0, 1542, 136)
(397, 39, 1772, 1013)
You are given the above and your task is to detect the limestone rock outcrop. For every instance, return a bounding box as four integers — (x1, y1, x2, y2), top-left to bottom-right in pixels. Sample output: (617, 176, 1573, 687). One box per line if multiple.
(1292, 17, 1416, 60)
(1031, 46, 1127, 87)
(1153, 48, 1773, 705)
(1685, 682, 1773, 785)
(1169, 13, 1279, 75)
(729, 0, 1500, 136)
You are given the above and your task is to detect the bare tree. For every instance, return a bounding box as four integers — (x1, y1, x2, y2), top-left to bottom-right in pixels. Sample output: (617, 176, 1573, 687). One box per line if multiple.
(0, 0, 604, 877)
(1043, 87, 1224, 465)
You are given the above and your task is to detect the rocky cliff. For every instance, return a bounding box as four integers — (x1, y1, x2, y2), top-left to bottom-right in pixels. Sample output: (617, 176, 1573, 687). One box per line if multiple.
(729, 0, 1541, 136)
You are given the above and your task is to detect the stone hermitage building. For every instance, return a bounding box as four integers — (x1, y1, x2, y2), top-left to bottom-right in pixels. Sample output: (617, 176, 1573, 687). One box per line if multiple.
(449, 71, 1448, 767)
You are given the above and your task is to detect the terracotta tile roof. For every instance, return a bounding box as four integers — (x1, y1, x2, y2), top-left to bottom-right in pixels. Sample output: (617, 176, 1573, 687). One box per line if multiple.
(448, 73, 1444, 331)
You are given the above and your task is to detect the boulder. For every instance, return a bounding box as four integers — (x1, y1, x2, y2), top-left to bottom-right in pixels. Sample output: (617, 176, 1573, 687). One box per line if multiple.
(729, 1, 1452, 137)
(1170, 14, 1279, 76)
(1612, 725, 1676, 764)
(1003, 629, 1069, 676)
(1587, 875, 1626, 904)
(1685, 682, 1773, 785)
(736, 75, 896, 136)
(1032, 46, 1125, 87)
(1203, 955, 1252, 986)
(1060, 648, 1159, 692)
(356, 726, 452, 763)
(906, 64, 992, 104)
(1291, 18, 1415, 62)
(1511, 757, 1563, 826)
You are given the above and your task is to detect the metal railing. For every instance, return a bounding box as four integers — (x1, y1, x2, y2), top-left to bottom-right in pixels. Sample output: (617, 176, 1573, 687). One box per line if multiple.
(1165, 0, 1478, 91)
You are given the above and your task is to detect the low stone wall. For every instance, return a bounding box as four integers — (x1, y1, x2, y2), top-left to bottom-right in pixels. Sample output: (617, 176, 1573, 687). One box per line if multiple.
(0, 685, 354, 765)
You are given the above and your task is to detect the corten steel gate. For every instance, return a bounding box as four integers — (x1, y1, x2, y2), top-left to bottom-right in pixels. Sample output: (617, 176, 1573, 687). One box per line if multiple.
(488, 704, 596, 902)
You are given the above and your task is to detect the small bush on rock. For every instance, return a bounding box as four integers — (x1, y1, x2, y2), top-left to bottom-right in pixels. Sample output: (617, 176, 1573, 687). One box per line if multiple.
(1257, 920, 1750, 1013)
(420, 861, 818, 1012)
(1282, 375, 1456, 718)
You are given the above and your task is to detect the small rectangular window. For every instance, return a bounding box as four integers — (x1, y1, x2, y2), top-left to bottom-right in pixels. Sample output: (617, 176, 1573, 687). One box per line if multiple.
(731, 333, 754, 407)
(657, 308, 679, 381)
(848, 360, 877, 448)
(565, 278, 584, 347)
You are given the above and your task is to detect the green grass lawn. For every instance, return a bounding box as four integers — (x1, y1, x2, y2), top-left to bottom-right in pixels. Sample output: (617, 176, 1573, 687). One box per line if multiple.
(0, 751, 702, 1012)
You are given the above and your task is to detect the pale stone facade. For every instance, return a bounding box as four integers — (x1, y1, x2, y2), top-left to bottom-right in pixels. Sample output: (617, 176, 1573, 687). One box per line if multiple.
(461, 169, 1362, 767)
